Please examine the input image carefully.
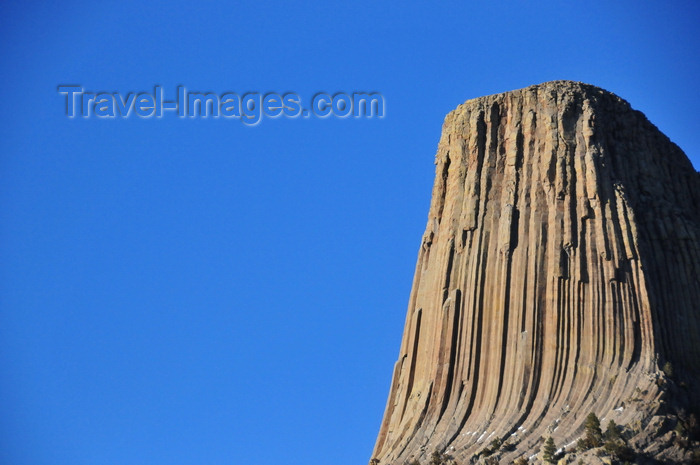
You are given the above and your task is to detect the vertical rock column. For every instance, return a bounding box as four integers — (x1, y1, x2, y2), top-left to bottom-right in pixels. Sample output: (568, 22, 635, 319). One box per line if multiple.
(372, 81, 700, 464)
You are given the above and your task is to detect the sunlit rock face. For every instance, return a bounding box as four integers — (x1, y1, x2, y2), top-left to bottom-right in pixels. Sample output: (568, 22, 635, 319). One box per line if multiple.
(372, 81, 700, 464)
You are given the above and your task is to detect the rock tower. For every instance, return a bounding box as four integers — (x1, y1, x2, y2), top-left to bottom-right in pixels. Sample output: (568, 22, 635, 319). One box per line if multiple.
(372, 81, 700, 464)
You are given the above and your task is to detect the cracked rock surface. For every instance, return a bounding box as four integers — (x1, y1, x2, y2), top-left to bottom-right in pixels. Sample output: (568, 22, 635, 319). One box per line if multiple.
(371, 81, 700, 464)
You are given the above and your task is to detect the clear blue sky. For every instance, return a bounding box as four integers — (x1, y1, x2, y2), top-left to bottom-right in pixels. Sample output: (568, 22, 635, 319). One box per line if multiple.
(1, 2, 698, 465)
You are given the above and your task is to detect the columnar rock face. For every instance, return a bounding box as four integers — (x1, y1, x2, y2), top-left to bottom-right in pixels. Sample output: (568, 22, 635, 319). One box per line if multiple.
(372, 81, 700, 464)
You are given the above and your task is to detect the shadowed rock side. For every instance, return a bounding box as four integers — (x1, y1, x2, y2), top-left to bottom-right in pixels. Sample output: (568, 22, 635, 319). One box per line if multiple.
(371, 81, 700, 464)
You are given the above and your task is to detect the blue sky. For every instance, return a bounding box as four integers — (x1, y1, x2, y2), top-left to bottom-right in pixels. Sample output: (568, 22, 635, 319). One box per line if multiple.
(1, 2, 698, 465)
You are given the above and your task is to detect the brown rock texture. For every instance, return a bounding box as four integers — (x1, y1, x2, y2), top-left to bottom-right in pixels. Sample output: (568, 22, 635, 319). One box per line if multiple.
(371, 81, 700, 464)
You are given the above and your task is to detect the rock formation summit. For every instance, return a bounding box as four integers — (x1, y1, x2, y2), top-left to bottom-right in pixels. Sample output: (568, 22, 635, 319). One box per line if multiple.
(371, 81, 700, 464)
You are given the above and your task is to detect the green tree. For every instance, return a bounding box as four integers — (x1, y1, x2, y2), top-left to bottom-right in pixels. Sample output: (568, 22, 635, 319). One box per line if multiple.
(602, 419, 635, 461)
(542, 437, 557, 464)
(604, 419, 621, 442)
(583, 412, 603, 448)
(429, 450, 445, 465)
(662, 361, 674, 377)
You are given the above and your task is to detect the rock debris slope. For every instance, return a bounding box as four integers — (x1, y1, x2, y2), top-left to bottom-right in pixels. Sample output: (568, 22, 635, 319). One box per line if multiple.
(371, 81, 700, 464)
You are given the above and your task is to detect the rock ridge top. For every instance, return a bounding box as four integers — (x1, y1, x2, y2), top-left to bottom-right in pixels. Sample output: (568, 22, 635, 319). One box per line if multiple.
(371, 82, 700, 464)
